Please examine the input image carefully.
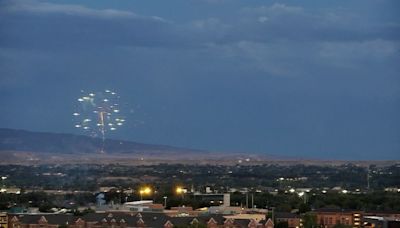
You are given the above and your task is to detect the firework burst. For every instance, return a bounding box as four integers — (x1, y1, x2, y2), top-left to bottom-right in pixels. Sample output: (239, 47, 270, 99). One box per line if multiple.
(73, 89, 125, 153)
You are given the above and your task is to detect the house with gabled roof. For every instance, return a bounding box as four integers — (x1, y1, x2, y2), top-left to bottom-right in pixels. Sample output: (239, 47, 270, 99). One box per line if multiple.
(6, 211, 275, 227)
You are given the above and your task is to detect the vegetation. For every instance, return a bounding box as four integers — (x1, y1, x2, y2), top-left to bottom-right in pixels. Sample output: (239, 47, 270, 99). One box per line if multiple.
(302, 213, 317, 228)
(0, 164, 399, 212)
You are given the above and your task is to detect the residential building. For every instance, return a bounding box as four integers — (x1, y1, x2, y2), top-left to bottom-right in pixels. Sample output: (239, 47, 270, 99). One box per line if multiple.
(7, 212, 275, 228)
(0, 213, 8, 228)
(314, 208, 400, 228)
(275, 212, 301, 228)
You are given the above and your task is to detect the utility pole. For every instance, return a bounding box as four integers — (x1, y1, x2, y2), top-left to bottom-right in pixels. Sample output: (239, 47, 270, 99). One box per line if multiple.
(251, 193, 254, 209)
(246, 192, 249, 209)
(367, 167, 370, 191)
(271, 207, 275, 223)
(163, 196, 167, 208)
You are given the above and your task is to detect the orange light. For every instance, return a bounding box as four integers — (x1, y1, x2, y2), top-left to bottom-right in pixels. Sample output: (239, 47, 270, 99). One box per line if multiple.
(176, 187, 184, 194)
(140, 187, 152, 195)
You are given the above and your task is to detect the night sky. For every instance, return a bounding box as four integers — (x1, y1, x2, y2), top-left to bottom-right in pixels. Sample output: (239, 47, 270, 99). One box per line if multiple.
(1, 0, 399, 159)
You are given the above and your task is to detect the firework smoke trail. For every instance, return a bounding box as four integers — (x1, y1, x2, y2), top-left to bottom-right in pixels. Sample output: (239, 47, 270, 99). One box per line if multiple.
(73, 89, 125, 153)
(99, 111, 105, 153)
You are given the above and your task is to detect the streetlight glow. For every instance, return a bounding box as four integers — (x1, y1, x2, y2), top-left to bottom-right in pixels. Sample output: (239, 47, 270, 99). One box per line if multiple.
(176, 187, 184, 194)
(139, 187, 152, 200)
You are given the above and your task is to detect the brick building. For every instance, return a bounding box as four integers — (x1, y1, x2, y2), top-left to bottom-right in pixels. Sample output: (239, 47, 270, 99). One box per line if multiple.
(7, 212, 275, 228)
(314, 208, 400, 228)
(0, 213, 8, 228)
(274, 212, 301, 228)
(315, 208, 357, 227)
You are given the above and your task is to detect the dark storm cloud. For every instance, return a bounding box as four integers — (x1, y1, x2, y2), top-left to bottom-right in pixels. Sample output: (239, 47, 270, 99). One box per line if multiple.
(236, 4, 400, 43)
(0, 1, 189, 49)
(2, 1, 399, 50)
(3, 0, 397, 80)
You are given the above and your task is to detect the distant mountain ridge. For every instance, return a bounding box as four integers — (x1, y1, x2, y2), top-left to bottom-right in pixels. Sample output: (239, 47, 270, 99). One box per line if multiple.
(0, 128, 203, 155)
(2, 128, 397, 166)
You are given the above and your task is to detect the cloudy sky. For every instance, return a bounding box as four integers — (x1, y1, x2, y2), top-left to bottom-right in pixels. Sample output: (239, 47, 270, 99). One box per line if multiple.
(1, 0, 399, 159)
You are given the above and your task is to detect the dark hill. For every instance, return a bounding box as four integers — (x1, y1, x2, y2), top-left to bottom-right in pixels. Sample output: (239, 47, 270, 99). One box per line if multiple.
(0, 129, 396, 166)
(0, 128, 203, 155)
